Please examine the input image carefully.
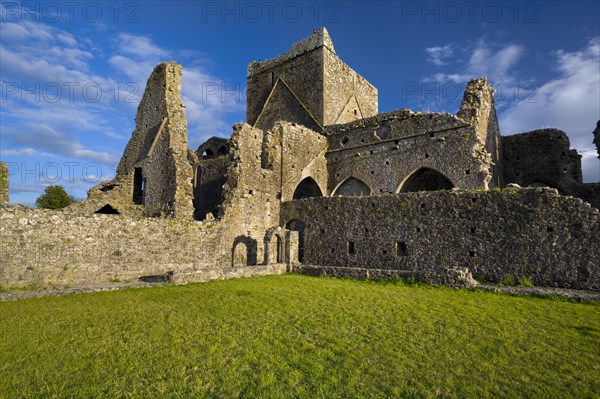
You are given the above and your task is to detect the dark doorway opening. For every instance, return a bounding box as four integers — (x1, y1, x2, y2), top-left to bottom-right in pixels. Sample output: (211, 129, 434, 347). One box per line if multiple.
(133, 167, 144, 204)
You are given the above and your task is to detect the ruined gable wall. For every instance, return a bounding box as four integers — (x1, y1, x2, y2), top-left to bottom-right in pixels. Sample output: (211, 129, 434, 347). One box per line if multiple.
(116, 64, 172, 176)
(281, 189, 600, 290)
(325, 110, 491, 195)
(323, 48, 378, 125)
(141, 63, 194, 218)
(196, 122, 327, 266)
(205, 123, 283, 267)
(68, 63, 194, 219)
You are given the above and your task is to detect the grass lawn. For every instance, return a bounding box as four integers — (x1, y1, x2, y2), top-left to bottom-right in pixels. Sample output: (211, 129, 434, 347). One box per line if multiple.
(1, 274, 599, 398)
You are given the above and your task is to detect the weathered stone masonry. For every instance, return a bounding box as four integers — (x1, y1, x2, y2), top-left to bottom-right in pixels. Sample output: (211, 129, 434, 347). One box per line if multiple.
(0, 162, 8, 207)
(0, 207, 287, 287)
(1, 28, 598, 291)
(281, 189, 600, 290)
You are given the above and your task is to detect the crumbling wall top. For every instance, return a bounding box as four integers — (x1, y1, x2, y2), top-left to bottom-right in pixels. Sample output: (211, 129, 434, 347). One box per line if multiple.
(504, 128, 573, 144)
(248, 27, 334, 77)
(324, 109, 466, 136)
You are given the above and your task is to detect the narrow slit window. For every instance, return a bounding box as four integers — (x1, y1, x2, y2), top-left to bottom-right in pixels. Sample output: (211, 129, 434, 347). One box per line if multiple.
(396, 242, 408, 256)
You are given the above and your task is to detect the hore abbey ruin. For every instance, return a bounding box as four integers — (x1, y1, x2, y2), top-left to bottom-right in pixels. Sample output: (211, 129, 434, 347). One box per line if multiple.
(1, 28, 599, 291)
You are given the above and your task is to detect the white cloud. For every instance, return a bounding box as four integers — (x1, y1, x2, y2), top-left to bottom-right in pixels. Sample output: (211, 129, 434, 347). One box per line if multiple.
(425, 44, 454, 66)
(3, 124, 118, 164)
(0, 20, 53, 42)
(0, 148, 38, 156)
(469, 43, 523, 81)
(424, 40, 524, 85)
(115, 33, 169, 60)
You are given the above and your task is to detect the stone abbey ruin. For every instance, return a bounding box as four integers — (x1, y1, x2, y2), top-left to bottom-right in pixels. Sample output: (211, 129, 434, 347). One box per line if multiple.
(1, 28, 599, 291)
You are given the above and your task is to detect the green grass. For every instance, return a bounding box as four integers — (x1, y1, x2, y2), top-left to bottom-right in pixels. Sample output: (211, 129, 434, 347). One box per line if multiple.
(1, 275, 599, 398)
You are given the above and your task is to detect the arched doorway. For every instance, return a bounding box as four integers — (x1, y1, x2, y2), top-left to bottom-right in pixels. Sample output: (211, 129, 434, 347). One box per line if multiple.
(285, 219, 306, 263)
(232, 241, 247, 266)
(399, 168, 454, 193)
(264, 227, 286, 264)
(270, 234, 283, 263)
(332, 177, 371, 196)
(292, 177, 323, 200)
(232, 236, 257, 266)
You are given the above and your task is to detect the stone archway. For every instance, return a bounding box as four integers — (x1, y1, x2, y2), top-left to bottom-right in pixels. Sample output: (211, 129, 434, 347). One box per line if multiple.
(399, 168, 454, 193)
(292, 177, 323, 200)
(232, 236, 258, 266)
(332, 177, 371, 196)
(264, 227, 286, 265)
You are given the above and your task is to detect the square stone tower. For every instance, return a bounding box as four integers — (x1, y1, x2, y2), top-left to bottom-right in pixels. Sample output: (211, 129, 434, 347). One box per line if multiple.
(247, 28, 378, 132)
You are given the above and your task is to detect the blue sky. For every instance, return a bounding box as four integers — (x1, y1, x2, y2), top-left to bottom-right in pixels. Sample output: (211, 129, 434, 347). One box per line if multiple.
(1, 0, 599, 206)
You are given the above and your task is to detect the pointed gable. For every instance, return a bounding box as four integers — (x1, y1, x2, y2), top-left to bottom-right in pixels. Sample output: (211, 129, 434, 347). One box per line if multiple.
(253, 78, 322, 132)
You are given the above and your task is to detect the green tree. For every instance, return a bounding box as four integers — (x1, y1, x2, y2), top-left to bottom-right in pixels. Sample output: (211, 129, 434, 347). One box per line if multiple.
(35, 185, 76, 209)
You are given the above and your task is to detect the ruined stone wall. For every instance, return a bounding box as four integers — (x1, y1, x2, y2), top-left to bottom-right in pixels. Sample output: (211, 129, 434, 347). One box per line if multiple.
(215, 124, 282, 266)
(190, 122, 327, 266)
(502, 129, 582, 189)
(0, 124, 296, 288)
(501, 129, 599, 209)
(0, 122, 315, 289)
(281, 189, 600, 290)
(142, 63, 194, 218)
(261, 122, 328, 202)
(572, 183, 600, 210)
(0, 206, 287, 289)
(324, 110, 491, 195)
(0, 162, 8, 206)
(66, 174, 143, 217)
(457, 78, 501, 187)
